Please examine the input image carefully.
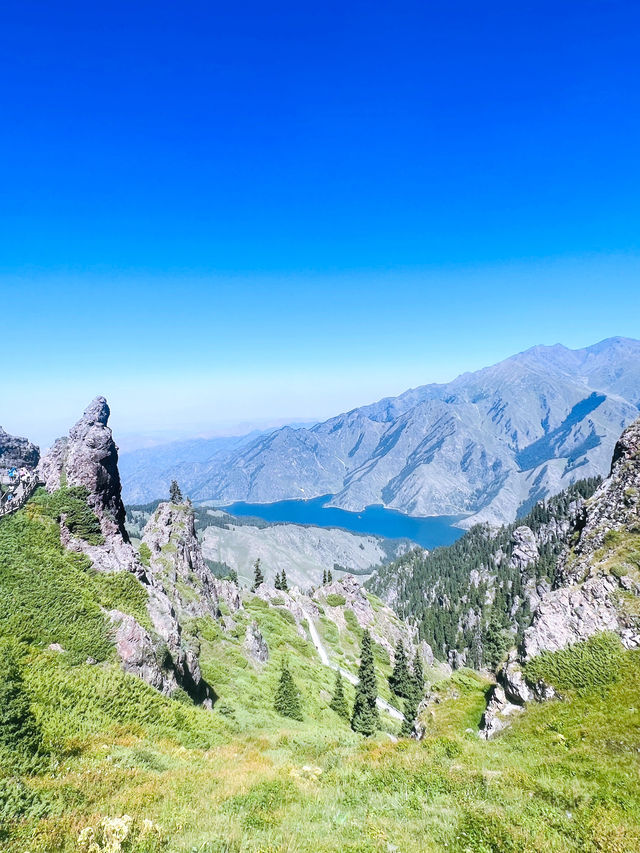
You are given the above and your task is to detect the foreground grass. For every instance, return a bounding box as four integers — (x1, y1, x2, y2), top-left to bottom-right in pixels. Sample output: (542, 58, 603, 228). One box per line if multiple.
(2, 501, 640, 851)
(3, 652, 640, 852)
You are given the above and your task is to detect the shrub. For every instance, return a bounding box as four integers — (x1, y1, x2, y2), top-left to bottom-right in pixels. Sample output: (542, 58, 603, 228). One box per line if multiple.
(343, 608, 362, 636)
(326, 593, 346, 607)
(33, 486, 104, 545)
(138, 541, 152, 566)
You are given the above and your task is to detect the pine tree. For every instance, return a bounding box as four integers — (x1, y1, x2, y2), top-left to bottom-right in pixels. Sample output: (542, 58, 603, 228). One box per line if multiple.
(274, 660, 303, 720)
(351, 630, 379, 736)
(252, 557, 264, 591)
(399, 691, 420, 738)
(483, 607, 508, 670)
(274, 572, 282, 590)
(322, 569, 327, 585)
(169, 480, 183, 503)
(327, 569, 333, 584)
(412, 651, 424, 697)
(388, 640, 412, 698)
(329, 670, 349, 719)
(281, 568, 288, 591)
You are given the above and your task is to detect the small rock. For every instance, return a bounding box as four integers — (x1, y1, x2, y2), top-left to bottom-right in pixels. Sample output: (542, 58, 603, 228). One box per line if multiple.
(244, 620, 269, 663)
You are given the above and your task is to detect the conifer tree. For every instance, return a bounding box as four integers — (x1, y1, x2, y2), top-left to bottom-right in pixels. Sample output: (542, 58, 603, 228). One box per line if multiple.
(327, 569, 333, 584)
(388, 640, 412, 698)
(329, 670, 349, 719)
(350, 629, 379, 736)
(400, 691, 420, 738)
(169, 480, 183, 503)
(400, 651, 425, 738)
(412, 651, 424, 697)
(274, 572, 282, 590)
(281, 567, 288, 591)
(483, 607, 508, 670)
(322, 569, 327, 585)
(252, 557, 264, 591)
(274, 660, 303, 720)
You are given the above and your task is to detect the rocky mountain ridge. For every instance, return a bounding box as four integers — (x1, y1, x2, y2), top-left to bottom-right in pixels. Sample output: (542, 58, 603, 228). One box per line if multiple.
(119, 337, 640, 527)
(481, 414, 640, 736)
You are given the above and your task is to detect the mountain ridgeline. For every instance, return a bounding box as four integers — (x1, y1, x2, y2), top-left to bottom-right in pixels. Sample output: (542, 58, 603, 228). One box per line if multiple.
(120, 337, 640, 527)
(367, 477, 602, 669)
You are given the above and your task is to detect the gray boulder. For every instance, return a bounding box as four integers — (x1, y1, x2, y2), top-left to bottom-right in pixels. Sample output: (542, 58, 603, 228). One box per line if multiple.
(508, 526, 539, 570)
(244, 621, 269, 664)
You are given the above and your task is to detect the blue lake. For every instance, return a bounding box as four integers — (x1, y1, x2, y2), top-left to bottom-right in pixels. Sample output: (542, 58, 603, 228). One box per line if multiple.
(219, 495, 465, 550)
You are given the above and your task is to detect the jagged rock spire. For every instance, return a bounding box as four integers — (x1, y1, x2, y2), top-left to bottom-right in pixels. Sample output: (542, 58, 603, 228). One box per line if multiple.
(39, 395, 128, 541)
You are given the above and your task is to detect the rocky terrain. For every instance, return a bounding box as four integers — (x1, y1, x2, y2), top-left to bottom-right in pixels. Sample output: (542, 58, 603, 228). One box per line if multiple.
(480, 414, 640, 737)
(0, 426, 40, 469)
(118, 337, 640, 527)
(367, 476, 600, 669)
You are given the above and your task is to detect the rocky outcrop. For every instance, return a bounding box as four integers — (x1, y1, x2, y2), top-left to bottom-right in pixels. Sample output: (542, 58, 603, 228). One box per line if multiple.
(508, 526, 539, 570)
(561, 416, 640, 583)
(481, 417, 640, 737)
(0, 427, 40, 469)
(109, 610, 175, 695)
(244, 621, 269, 664)
(479, 652, 556, 738)
(39, 397, 141, 575)
(141, 501, 220, 619)
(315, 574, 419, 663)
(36, 398, 220, 706)
(524, 416, 640, 659)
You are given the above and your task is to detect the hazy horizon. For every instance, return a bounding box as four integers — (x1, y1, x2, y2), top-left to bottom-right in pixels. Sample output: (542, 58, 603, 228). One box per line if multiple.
(5, 333, 639, 452)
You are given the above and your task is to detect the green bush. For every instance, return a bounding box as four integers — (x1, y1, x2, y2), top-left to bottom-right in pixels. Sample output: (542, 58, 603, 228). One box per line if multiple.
(138, 541, 152, 566)
(32, 486, 104, 545)
(343, 608, 362, 636)
(326, 593, 346, 607)
(524, 632, 625, 690)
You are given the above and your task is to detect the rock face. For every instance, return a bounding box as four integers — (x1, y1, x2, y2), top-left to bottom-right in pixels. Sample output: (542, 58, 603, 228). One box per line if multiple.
(524, 415, 640, 660)
(39, 397, 140, 574)
(109, 610, 174, 695)
(244, 621, 269, 664)
(141, 501, 220, 619)
(315, 574, 418, 663)
(508, 526, 539, 570)
(481, 416, 640, 737)
(0, 427, 40, 469)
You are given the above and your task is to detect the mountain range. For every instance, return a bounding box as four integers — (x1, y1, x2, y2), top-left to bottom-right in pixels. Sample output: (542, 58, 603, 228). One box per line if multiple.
(120, 337, 640, 527)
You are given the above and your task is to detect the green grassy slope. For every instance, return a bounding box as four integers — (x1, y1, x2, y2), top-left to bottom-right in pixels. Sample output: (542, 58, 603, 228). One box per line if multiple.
(2, 497, 640, 852)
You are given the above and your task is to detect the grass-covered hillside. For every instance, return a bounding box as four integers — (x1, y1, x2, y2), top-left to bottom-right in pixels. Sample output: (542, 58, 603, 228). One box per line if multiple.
(2, 490, 640, 851)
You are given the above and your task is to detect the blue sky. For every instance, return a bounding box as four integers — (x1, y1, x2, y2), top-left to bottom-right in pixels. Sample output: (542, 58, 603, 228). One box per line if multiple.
(1, 1, 639, 447)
